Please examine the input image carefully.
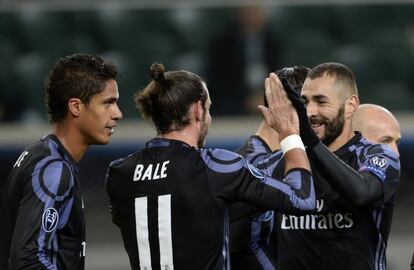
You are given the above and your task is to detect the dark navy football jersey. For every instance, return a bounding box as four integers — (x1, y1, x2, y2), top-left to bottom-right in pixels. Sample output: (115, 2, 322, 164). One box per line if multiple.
(106, 138, 315, 270)
(230, 135, 279, 270)
(0, 134, 85, 270)
(272, 133, 400, 270)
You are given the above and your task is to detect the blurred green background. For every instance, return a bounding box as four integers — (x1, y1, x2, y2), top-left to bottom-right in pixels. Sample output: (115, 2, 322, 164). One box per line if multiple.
(0, 3, 413, 122)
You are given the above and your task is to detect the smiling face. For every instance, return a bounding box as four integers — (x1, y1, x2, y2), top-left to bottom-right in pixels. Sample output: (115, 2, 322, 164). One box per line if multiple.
(301, 74, 351, 147)
(78, 79, 123, 145)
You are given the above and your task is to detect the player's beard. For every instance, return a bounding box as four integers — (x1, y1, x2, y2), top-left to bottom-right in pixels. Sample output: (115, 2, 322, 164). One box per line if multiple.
(198, 112, 209, 148)
(311, 104, 345, 147)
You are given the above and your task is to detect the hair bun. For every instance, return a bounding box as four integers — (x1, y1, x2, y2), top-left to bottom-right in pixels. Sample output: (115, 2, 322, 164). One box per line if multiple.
(149, 63, 165, 81)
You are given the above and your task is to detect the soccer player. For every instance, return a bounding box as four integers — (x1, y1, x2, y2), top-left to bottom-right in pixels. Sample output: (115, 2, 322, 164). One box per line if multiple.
(353, 103, 403, 269)
(273, 62, 400, 270)
(106, 63, 316, 270)
(352, 103, 401, 156)
(230, 66, 310, 270)
(0, 54, 122, 270)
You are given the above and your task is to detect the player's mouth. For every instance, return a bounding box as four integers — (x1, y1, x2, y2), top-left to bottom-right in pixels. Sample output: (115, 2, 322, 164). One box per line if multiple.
(311, 123, 323, 128)
(106, 125, 116, 135)
(310, 118, 325, 130)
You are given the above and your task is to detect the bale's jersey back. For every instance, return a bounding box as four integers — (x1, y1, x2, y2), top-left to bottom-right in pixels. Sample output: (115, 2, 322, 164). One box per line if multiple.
(274, 133, 400, 270)
(106, 138, 315, 270)
(0, 134, 85, 270)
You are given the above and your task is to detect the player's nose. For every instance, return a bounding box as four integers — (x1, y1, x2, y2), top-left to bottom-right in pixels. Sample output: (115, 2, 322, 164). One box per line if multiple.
(390, 143, 400, 157)
(306, 102, 318, 118)
(112, 104, 123, 120)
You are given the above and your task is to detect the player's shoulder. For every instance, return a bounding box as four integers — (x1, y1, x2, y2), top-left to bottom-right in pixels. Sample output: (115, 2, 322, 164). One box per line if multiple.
(109, 151, 138, 171)
(12, 136, 63, 172)
(27, 138, 76, 197)
(198, 148, 243, 163)
(356, 137, 400, 179)
(26, 136, 54, 157)
(198, 148, 247, 174)
(359, 137, 399, 161)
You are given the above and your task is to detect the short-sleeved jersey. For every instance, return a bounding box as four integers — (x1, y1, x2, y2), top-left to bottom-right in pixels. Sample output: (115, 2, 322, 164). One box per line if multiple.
(0, 134, 85, 270)
(106, 138, 315, 270)
(230, 136, 279, 270)
(272, 133, 400, 270)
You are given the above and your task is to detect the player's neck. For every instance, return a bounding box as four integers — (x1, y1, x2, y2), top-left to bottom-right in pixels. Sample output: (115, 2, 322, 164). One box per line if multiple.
(255, 120, 280, 151)
(328, 124, 354, 152)
(53, 122, 89, 163)
(161, 125, 199, 148)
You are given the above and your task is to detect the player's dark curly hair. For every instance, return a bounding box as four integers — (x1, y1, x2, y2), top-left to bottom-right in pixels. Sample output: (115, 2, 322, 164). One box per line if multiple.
(264, 66, 310, 107)
(135, 63, 208, 134)
(45, 53, 118, 123)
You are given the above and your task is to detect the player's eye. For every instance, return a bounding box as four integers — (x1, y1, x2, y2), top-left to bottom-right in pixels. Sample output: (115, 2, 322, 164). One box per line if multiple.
(104, 99, 117, 107)
(380, 138, 391, 144)
(396, 139, 401, 145)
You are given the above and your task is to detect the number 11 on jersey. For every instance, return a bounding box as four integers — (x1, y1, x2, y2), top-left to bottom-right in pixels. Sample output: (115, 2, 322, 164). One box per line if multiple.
(135, 194, 174, 270)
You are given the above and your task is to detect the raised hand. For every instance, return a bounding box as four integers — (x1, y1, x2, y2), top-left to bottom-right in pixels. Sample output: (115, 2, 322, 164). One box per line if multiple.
(280, 77, 320, 149)
(258, 73, 299, 141)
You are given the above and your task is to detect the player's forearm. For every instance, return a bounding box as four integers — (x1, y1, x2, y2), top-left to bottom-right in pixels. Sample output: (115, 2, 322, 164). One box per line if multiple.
(310, 142, 382, 205)
(284, 168, 315, 211)
(283, 147, 311, 173)
(254, 168, 315, 214)
(254, 141, 315, 213)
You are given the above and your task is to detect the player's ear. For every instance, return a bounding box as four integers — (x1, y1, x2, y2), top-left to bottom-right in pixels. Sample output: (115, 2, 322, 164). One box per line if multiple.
(194, 100, 203, 122)
(346, 95, 359, 119)
(68, 98, 82, 117)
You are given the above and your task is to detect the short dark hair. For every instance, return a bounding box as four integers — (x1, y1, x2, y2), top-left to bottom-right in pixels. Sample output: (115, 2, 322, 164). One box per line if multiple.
(45, 53, 118, 123)
(135, 63, 207, 134)
(264, 66, 310, 107)
(307, 62, 358, 96)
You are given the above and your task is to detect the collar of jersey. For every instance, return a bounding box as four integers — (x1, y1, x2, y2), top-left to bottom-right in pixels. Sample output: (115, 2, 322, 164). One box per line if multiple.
(334, 131, 362, 157)
(146, 137, 192, 149)
(42, 133, 78, 166)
